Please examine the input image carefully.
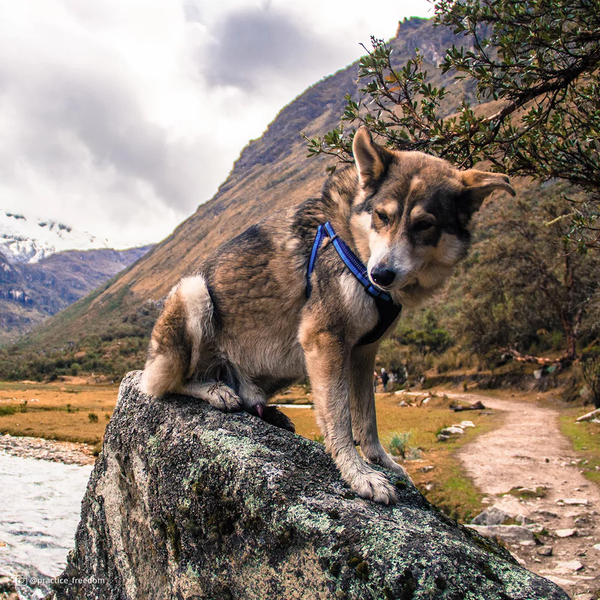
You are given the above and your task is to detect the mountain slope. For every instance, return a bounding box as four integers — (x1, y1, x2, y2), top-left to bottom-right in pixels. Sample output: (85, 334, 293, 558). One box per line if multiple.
(0, 246, 151, 343)
(15, 17, 474, 354)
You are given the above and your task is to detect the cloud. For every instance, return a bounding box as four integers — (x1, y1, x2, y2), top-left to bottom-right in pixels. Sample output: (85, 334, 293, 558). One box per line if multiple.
(200, 5, 345, 91)
(0, 0, 431, 248)
(0, 0, 223, 246)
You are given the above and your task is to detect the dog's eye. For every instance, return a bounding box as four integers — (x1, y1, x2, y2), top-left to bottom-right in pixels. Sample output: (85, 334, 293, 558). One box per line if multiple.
(375, 210, 390, 225)
(413, 219, 435, 232)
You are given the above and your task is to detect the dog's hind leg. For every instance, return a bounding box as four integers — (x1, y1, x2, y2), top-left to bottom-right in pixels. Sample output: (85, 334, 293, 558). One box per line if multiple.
(300, 322, 397, 505)
(141, 275, 214, 398)
(350, 346, 409, 479)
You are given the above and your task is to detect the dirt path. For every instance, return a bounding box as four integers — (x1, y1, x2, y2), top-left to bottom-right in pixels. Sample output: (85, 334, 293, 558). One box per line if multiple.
(450, 392, 600, 599)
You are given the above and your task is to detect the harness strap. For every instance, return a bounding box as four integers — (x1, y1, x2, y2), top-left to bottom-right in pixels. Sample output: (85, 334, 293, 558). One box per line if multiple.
(306, 221, 402, 346)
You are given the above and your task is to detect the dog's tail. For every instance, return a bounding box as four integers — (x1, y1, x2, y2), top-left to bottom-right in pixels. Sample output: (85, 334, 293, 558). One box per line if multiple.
(140, 275, 214, 397)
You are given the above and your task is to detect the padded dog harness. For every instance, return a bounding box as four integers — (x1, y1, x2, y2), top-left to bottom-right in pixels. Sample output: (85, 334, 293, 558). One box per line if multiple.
(306, 221, 402, 346)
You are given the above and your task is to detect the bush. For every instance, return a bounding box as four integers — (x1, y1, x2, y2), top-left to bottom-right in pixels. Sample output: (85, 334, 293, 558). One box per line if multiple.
(388, 432, 421, 460)
(88, 412, 99, 424)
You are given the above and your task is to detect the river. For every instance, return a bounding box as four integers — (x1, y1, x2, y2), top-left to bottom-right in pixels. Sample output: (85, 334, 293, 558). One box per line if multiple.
(0, 451, 92, 599)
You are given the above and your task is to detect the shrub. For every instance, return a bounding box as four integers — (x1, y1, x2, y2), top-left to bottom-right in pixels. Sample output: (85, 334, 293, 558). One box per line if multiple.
(388, 432, 421, 460)
(88, 412, 99, 424)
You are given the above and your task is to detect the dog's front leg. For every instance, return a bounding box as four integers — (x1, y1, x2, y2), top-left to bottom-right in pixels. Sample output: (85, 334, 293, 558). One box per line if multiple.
(350, 346, 409, 479)
(300, 326, 397, 504)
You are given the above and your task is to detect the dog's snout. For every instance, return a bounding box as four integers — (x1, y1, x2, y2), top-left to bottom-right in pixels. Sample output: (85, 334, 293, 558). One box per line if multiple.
(370, 266, 396, 287)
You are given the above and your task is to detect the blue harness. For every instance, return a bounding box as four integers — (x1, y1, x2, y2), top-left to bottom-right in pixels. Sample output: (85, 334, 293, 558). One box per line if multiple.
(306, 221, 402, 346)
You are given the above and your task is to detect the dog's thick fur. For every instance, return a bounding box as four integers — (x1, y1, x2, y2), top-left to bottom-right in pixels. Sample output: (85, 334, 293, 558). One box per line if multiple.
(141, 128, 515, 504)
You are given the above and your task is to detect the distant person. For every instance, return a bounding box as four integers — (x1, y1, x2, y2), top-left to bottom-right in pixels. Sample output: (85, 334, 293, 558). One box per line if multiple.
(373, 370, 379, 393)
(380, 368, 390, 392)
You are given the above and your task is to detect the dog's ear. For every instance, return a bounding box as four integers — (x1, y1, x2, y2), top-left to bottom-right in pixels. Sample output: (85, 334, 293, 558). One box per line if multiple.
(459, 170, 516, 222)
(352, 127, 393, 187)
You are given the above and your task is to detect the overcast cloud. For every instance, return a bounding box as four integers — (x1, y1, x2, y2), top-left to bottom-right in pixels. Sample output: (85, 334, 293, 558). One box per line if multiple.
(0, 0, 431, 248)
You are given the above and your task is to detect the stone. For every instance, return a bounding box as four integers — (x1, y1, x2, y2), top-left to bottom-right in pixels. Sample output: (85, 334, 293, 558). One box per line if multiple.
(515, 514, 535, 526)
(555, 529, 577, 538)
(459, 420, 475, 428)
(440, 426, 465, 435)
(536, 509, 559, 520)
(466, 524, 537, 545)
(557, 498, 589, 506)
(437, 434, 450, 442)
(594, 544, 600, 551)
(573, 594, 594, 600)
(556, 560, 584, 572)
(471, 507, 511, 526)
(537, 546, 553, 557)
(48, 372, 570, 600)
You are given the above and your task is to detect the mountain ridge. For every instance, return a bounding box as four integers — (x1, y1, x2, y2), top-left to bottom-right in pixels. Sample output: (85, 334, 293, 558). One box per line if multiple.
(0, 245, 152, 343)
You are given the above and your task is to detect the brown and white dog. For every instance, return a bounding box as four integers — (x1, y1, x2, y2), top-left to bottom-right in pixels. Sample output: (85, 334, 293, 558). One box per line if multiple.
(141, 128, 514, 504)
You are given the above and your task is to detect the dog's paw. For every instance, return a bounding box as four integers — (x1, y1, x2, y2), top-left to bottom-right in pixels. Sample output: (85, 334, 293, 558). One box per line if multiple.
(184, 381, 243, 412)
(206, 383, 243, 412)
(349, 468, 397, 505)
(367, 453, 411, 480)
(261, 406, 296, 432)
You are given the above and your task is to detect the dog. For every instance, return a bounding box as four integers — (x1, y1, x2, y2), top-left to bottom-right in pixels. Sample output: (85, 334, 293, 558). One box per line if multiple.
(141, 127, 515, 504)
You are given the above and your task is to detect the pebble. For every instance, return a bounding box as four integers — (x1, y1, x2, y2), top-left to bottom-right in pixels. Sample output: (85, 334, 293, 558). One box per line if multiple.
(557, 498, 589, 506)
(556, 560, 584, 572)
(593, 544, 600, 551)
(440, 426, 464, 435)
(555, 529, 577, 538)
(537, 546, 553, 556)
(466, 524, 536, 544)
(0, 433, 95, 465)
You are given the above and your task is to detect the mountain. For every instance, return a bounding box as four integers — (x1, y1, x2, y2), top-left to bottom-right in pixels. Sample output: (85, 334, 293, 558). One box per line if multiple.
(7, 17, 478, 376)
(0, 209, 113, 264)
(0, 246, 151, 343)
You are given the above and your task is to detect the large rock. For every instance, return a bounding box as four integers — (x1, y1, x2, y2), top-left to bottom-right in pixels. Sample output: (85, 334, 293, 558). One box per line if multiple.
(50, 372, 568, 599)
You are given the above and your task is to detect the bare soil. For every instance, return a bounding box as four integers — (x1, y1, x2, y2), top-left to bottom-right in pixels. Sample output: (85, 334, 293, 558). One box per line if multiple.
(452, 392, 600, 599)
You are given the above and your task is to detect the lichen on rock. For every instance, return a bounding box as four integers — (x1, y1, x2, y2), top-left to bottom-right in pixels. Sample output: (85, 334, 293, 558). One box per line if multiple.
(49, 371, 569, 599)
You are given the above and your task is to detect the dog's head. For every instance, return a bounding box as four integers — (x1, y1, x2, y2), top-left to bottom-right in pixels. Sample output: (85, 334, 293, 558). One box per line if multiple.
(349, 127, 515, 308)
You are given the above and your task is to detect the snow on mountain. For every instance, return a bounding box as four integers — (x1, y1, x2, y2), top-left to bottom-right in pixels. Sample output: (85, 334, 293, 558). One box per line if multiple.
(0, 209, 112, 264)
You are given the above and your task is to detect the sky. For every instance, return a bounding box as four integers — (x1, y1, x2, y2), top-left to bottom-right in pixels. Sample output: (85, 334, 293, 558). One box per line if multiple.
(0, 0, 432, 248)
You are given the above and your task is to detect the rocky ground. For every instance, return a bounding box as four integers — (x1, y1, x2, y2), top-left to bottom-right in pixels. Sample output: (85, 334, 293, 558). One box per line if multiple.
(452, 392, 600, 600)
(0, 433, 95, 466)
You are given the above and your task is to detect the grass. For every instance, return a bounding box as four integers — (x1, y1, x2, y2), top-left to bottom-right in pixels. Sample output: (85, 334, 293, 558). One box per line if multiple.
(559, 406, 600, 486)
(0, 380, 118, 445)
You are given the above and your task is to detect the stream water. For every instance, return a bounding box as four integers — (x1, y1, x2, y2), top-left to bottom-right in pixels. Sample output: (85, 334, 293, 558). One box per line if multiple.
(0, 451, 92, 598)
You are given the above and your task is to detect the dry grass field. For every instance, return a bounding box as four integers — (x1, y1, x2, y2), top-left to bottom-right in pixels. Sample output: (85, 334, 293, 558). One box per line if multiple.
(0, 378, 119, 449)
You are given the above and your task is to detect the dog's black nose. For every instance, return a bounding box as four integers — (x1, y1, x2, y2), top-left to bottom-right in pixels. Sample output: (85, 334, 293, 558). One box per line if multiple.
(370, 266, 396, 287)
